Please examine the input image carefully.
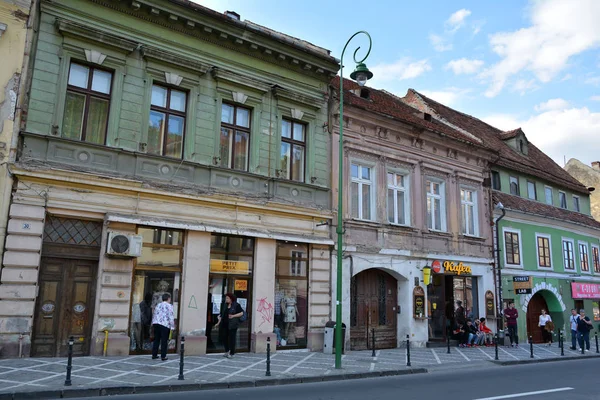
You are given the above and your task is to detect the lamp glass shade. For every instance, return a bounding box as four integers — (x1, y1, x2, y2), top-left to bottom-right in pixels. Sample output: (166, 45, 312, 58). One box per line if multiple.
(350, 62, 373, 87)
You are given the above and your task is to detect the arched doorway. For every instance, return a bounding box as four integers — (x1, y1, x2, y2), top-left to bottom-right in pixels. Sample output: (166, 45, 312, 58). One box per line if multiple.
(350, 269, 397, 350)
(526, 292, 549, 343)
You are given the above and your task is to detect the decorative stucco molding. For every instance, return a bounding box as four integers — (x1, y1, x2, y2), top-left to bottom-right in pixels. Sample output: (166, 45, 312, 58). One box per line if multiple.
(520, 281, 567, 313)
(85, 49, 107, 65)
(165, 72, 183, 86)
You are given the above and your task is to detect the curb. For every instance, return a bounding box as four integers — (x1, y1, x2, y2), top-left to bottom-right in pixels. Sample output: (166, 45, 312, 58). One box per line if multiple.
(491, 353, 600, 366)
(0, 368, 428, 399)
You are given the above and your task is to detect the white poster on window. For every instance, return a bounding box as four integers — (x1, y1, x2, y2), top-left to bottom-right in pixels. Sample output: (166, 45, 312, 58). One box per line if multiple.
(238, 298, 247, 312)
(212, 294, 222, 314)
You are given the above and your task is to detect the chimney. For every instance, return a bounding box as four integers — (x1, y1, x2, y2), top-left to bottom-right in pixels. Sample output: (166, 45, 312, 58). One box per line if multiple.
(592, 161, 600, 170)
(225, 11, 240, 20)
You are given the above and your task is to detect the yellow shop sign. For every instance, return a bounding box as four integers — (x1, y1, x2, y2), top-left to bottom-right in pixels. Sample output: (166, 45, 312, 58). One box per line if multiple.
(210, 259, 250, 274)
(443, 261, 472, 275)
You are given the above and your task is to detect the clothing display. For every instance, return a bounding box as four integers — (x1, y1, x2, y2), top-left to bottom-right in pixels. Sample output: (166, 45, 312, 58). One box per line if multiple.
(283, 297, 297, 323)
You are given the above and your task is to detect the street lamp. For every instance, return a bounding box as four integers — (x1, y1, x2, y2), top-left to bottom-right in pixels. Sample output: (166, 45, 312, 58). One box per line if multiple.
(335, 31, 373, 369)
(494, 202, 506, 333)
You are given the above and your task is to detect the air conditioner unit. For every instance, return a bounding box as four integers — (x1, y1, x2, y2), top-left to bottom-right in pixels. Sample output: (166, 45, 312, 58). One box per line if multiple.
(106, 232, 143, 257)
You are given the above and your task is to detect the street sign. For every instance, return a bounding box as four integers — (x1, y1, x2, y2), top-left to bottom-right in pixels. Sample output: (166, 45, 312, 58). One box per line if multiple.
(513, 276, 532, 294)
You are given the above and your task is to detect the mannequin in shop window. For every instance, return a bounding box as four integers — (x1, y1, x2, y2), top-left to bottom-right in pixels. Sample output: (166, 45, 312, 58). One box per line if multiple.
(152, 280, 172, 310)
(281, 287, 299, 345)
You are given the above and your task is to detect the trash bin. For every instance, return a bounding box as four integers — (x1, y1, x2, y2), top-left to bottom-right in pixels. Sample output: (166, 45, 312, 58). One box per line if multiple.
(323, 321, 345, 355)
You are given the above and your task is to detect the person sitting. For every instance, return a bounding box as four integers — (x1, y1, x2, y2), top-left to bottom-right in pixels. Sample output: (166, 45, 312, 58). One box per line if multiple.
(465, 320, 479, 347)
(479, 317, 493, 346)
(452, 322, 468, 348)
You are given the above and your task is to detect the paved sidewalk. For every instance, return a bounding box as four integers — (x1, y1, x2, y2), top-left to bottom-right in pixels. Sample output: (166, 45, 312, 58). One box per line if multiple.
(0, 343, 598, 398)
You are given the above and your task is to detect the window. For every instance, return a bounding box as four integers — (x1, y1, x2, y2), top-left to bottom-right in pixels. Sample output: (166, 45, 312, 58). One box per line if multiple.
(527, 181, 537, 200)
(544, 186, 553, 206)
(387, 172, 409, 225)
(563, 239, 575, 270)
(351, 163, 373, 220)
(593, 246, 600, 273)
(148, 85, 186, 158)
(536, 235, 551, 268)
(280, 120, 305, 182)
(504, 231, 521, 265)
(559, 191, 567, 209)
(426, 179, 446, 231)
(509, 176, 520, 196)
(62, 63, 112, 145)
(461, 188, 478, 236)
(573, 196, 581, 212)
(580, 243, 589, 272)
(220, 103, 251, 171)
(491, 171, 501, 190)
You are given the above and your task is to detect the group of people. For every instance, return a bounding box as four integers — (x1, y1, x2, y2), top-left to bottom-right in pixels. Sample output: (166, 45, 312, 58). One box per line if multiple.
(569, 308, 595, 352)
(452, 301, 495, 347)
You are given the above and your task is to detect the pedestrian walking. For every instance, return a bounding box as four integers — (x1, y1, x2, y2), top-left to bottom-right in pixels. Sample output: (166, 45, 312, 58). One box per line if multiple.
(577, 309, 593, 352)
(151, 293, 175, 361)
(215, 293, 244, 358)
(569, 309, 580, 350)
(538, 309, 552, 345)
(504, 301, 519, 347)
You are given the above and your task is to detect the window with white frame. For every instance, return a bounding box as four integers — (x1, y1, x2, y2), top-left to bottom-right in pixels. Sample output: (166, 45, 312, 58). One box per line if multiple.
(504, 230, 521, 265)
(461, 188, 478, 236)
(573, 196, 581, 212)
(509, 176, 520, 196)
(527, 181, 537, 200)
(426, 179, 446, 231)
(580, 243, 589, 272)
(593, 245, 600, 273)
(387, 172, 409, 225)
(536, 234, 551, 268)
(559, 191, 567, 209)
(544, 186, 553, 206)
(563, 239, 575, 270)
(351, 163, 373, 220)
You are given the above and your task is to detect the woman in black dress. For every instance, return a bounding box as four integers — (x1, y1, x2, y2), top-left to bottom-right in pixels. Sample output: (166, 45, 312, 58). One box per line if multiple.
(215, 293, 244, 358)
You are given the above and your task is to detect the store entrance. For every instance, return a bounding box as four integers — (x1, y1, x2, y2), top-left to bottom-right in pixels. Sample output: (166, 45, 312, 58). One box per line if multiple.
(427, 275, 477, 341)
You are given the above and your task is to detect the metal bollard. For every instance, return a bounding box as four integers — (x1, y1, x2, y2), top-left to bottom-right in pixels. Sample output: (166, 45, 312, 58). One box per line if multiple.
(65, 336, 74, 386)
(529, 336, 534, 359)
(371, 328, 376, 357)
(178, 336, 185, 381)
(406, 334, 411, 367)
(266, 336, 271, 377)
(494, 334, 499, 361)
(560, 331, 564, 356)
(447, 328, 451, 354)
(596, 333, 599, 354)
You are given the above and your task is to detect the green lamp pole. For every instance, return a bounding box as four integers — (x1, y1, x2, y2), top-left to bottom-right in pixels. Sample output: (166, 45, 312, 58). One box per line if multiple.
(335, 31, 373, 369)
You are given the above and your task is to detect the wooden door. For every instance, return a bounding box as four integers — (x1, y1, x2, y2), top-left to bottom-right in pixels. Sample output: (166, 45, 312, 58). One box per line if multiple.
(350, 269, 397, 350)
(526, 293, 548, 344)
(32, 258, 97, 357)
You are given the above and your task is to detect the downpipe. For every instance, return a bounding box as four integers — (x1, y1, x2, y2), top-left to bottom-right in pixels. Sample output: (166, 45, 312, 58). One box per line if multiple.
(103, 330, 108, 356)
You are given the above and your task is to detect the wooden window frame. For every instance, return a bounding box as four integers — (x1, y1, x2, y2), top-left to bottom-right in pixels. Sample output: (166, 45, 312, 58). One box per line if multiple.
(562, 238, 575, 270)
(535, 234, 551, 268)
(579, 242, 590, 273)
(504, 229, 522, 266)
(280, 119, 306, 182)
(149, 84, 187, 159)
(220, 103, 252, 171)
(592, 245, 600, 273)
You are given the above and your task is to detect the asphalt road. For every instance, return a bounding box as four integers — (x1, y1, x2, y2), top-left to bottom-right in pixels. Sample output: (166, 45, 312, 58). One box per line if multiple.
(71, 358, 600, 400)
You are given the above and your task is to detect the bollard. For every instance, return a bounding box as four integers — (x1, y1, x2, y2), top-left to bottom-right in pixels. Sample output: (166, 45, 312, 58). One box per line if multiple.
(560, 331, 564, 356)
(447, 328, 451, 354)
(266, 336, 271, 377)
(406, 334, 411, 367)
(596, 333, 599, 354)
(178, 336, 185, 381)
(65, 336, 74, 386)
(371, 328, 376, 357)
(529, 336, 534, 359)
(494, 334, 499, 361)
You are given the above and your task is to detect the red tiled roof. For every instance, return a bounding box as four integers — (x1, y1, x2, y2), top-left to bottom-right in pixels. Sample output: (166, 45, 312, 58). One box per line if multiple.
(331, 79, 488, 149)
(499, 128, 523, 140)
(403, 89, 589, 195)
(493, 191, 600, 230)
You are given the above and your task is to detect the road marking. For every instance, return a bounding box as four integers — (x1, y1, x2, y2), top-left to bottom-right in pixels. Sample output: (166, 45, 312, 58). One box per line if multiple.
(218, 357, 272, 382)
(369, 363, 375, 371)
(455, 347, 470, 361)
(534, 344, 556, 355)
(430, 349, 442, 364)
(477, 347, 494, 360)
(283, 352, 315, 373)
(499, 347, 519, 360)
(474, 387, 573, 400)
(518, 344, 539, 358)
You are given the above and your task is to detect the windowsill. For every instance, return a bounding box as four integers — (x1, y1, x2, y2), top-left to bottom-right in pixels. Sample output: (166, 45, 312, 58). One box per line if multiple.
(350, 218, 379, 225)
(537, 266, 552, 270)
(388, 222, 413, 228)
(460, 234, 486, 241)
(503, 264, 524, 269)
(425, 229, 452, 237)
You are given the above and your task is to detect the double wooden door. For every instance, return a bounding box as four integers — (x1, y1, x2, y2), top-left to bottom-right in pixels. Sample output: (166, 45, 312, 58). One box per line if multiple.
(526, 293, 549, 344)
(32, 257, 98, 357)
(350, 269, 397, 350)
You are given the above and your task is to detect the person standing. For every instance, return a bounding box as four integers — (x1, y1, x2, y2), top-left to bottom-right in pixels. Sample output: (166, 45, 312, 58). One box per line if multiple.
(504, 302, 519, 347)
(569, 309, 580, 350)
(455, 300, 466, 326)
(215, 293, 244, 358)
(577, 309, 593, 352)
(538, 309, 552, 345)
(151, 293, 175, 361)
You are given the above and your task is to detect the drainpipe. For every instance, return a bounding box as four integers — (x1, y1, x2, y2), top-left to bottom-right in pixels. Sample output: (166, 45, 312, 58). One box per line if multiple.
(18, 333, 24, 358)
(494, 202, 506, 332)
(103, 330, 109, 356)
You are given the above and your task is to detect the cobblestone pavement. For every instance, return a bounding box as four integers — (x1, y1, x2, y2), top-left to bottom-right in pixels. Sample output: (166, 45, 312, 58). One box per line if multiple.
(0, 344, 597, 395)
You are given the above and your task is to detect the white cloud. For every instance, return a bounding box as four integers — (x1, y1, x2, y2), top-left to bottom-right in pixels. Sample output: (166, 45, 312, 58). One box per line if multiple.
(429, 34, 452, 52)
(590, 95, 600, 101)
(471, 20, 485, 36)
(446, 58, 484, 75)
(560, 73, 573, 82)
(446, 9, 472, 32)
(585, 76, 600, 86)
(534, 98, 570, 112)
(370, 58, 432, 82)
(480, 0, 600, 97)
(511, 79, 538, 95)
(418, 88, 470, 107)
(483, 107, 600, 166)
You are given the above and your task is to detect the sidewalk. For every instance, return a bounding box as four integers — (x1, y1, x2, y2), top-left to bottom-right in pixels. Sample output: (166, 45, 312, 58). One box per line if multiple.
(0, 343, 598, 399)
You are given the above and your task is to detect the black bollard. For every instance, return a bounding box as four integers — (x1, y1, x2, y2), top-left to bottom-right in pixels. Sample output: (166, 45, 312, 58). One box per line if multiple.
(494, 335, 499, 361)
(178, 336, 185, 381)
(529, 336, 534, 359)
(406, 334, 411, 367)
(266, 337, 271, 377)
(371, 328, 376, 357)
(65, 336, 74, 386)
(560, 331, 564, 356)
(596, 333, 599, 354)
(447, 328, 451, 354)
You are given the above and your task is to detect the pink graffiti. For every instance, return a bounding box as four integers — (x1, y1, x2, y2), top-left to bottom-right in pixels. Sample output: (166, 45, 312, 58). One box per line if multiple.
(257, 297, 274, 327)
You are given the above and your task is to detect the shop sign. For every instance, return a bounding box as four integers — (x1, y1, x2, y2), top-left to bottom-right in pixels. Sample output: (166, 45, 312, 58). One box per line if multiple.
(485, 290, 495, 317)
(571, 282, 600, 299)
(413, 286, 425, 318)
(210, 259, 250, 274)
(432, 260, 442, 274)
(443, 261, 472, 275)
(513, 276, 532, 294)
(234, 280, 248, 291)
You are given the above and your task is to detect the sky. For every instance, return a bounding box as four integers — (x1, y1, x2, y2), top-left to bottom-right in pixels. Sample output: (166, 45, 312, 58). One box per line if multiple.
(194, 0, 600, 167)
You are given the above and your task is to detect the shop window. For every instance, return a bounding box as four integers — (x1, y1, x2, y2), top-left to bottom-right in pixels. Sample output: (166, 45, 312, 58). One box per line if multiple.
(593, 301, 600, 321)
(130, 227, 183, 354)
(148, 84, 187, 158)
(220, 103, 251, 171)
(275, 242, 308, 349)
(280, 119, 306, 182)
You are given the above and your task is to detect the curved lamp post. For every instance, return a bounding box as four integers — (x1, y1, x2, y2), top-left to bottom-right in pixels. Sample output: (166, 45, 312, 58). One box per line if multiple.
(335, 31, 373, 369)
